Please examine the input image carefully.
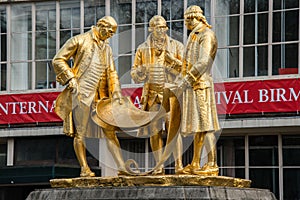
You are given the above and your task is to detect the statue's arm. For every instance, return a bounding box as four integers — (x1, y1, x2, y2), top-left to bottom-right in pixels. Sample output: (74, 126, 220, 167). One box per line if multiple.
(131, 49, 148, 83)
(185, 32, 217, 86)
(52, 37, 78, 86)
(165, 41, 184, 76)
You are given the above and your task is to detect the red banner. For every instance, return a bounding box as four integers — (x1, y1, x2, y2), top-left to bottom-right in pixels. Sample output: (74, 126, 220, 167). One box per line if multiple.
(214, 79, 300, 114)
(0, 92, 61, 125)
(0, 78, 300, 125)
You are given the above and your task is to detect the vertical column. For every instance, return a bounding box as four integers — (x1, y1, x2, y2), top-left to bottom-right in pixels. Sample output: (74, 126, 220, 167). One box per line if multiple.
(99, 138, 118, 176)
(239, 0, 244, 78)
(245, 135, 249, 180)
(278, 134, 283, 200)
(7, 138, 14, 166)
(268, 0, 273, 76)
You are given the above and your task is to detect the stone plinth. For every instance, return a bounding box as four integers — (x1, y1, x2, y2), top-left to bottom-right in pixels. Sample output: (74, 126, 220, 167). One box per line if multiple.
(26, 186, 277, 200)
(26, 175, 277, 200)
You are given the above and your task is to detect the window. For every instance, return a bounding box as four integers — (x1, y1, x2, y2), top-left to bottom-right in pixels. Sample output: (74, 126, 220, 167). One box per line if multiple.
(14, 136, 90, 167)
(0, 139, 7, 166)
(0, 8, 7, 91)
(217, 137, 245, 178)
(35, 2, 57, 89)
(215, 0, 300, 78)
(84, 0, 105, 31)
(215, 0, 240, 78)
(60, 1, 80, 46)
(282, 135, 300, 199)
(11, 4, 32, 90)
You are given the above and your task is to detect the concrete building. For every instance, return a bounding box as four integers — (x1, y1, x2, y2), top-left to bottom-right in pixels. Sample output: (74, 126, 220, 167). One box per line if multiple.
(0, 0, 299, 199)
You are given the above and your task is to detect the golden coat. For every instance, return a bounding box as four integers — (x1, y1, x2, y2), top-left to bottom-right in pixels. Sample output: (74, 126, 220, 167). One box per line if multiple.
(53, 27, 120, 137)
(181, 24, 220, 135)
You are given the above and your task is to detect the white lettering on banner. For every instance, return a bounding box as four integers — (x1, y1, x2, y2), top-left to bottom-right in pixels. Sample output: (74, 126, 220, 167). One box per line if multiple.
(50, 101, 55, 113)
(215, 90, 254, 105)
(216, 88, 300, 105)
(259, 88, 298, 103)
(133, 96, 141, 109)
(289, 88, 300, 101)
(0, 101, 56, 115)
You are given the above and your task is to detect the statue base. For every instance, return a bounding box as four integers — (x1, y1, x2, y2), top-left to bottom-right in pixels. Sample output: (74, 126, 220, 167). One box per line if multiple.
(26, 186, 277, 200)
(49, 175, 251, 188)
(26, 175, 277, 199)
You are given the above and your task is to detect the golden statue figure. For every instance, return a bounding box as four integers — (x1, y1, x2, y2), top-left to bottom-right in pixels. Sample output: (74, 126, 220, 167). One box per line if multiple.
(131, 15, 185, 175)
(53, 16, 129, 177)
(179, 6, 220, 176)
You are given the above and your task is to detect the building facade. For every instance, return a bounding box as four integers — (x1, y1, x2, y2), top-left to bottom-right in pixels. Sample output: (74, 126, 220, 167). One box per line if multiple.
(0, 0, 299, 199)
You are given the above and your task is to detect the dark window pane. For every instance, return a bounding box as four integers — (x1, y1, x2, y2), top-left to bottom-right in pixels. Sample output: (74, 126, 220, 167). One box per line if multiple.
(258, 13, 268, 43)
(0, 139, 7, 166)
(1, 34, 6, 61)
(244, 15, 255, 44)
(162, 0, 183, 21)
(230, 0, 240, 14)
(60, 30, 71, 47)
(283, 135, 300, 166)
(249, 136, 278, 166)
(273, 11, 299, 42)
(84, 0, 105, 28)
(243, 47, 255, 77)
(273, 11, 282, 43)
(170, 21, 184, 42)
(283, 169, 300, 199)
(229, 16, 239, 46)
(285, 43, 298, 68)
(1, 64, 6, 91)
(249, 168, 279, 199)
(136, 1, 157, 23)
(59, 29, 80, 47)
(217, 137, 245, 166)
(120, 139, 145, 168)
(285, 0, 299, 9)
(285, 10, 299, 41)
(258, 0, 269, 12)
(219, 168, 245, 179)
(258, 45, 268, 76)
(57, 137, 77, 165)
(229, 48, 239, 78)
(188, 0, 206, 13)
(245, 0, 255, 13)
(15, 137, 56, 165)
(112, 1, 132, 24)
(272, 44, 281, 75)
(0, 10, 6, 33)
(273, 0, 282, 10)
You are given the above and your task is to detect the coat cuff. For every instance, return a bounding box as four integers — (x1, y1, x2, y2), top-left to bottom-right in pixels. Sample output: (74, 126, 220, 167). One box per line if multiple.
(56, 69, 75, 86)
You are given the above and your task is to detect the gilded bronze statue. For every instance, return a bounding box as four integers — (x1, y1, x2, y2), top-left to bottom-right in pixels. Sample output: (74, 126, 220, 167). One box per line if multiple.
(179, 5, 220, 176)
(131, 15, 184, 175)
(53, 16, 129, 177)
